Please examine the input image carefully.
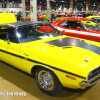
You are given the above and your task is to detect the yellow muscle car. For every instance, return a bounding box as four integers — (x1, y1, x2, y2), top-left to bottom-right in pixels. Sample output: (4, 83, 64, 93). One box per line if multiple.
(86, 15, 100, 23)
(0, 21, 100, 96)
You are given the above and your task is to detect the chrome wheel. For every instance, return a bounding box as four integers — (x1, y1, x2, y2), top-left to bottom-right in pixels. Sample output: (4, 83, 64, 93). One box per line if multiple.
(35, 67, 63, 95)
(38, 70, 54, 91)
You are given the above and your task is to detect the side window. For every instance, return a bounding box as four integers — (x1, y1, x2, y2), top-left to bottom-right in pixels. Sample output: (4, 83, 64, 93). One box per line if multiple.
(28, 25, 35, 37)
(65, 21, 79, 29)
(7, 28, 18, 43)
(28, 25, 42, 37)
(0, 33, 7, 40)
(59, 21, 85, 29)
(59, 21, 73, 28)
(27, 25, 42, 42)
(70, 21, 80, 29)
(17, 26, 28, 43)
(69, 21, 85, 29)
(59, 21, 68, 27)
(79, 22, 85, 30)
(0, 27, 18, 43)
(8, 32, 18, 43)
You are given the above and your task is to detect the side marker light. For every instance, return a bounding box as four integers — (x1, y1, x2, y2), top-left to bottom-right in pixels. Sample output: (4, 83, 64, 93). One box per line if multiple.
(66, 75, 76, 80)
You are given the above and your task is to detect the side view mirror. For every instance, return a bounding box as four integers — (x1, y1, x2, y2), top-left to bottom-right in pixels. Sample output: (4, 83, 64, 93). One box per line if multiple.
(77, 26, 81, 31)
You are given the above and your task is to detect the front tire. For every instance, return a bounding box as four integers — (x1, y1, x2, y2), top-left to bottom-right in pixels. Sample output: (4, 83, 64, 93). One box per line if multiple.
(35, 67, 63, 96)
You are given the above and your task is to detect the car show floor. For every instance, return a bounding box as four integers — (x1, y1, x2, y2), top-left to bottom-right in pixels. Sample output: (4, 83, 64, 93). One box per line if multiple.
(0, 61, 100, 100)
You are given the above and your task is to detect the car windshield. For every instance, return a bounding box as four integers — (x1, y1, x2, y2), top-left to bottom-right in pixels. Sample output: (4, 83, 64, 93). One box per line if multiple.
(17, 23, 61, 43)
(82, 20, 100, 30)
(92, 17, 100, 23)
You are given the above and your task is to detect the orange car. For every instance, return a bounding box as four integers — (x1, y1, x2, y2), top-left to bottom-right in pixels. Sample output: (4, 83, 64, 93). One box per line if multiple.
(37, 13, 45, 21)
(21, 13, 45, 21)
(21, 16, 31, 21)
(21, 13, 31, 21)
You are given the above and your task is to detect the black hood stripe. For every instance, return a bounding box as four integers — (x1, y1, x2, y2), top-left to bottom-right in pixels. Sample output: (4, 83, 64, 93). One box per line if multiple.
(0, 49, 86, 79)
(45, 38, 100, 55)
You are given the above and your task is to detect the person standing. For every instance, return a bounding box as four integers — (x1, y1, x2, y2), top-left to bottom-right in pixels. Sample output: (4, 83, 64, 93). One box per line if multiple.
(83, 12, 87, 18)
(17, 12, 21, 22)
(50, 9, 56, 22)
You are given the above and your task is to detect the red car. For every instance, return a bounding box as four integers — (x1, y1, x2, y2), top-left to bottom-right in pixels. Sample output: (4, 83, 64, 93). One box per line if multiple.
(51, 17, 100, 42)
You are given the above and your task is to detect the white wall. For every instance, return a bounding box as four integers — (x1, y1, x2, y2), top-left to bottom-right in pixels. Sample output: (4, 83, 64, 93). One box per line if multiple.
(0, 2, 22, 13)
(0, 8, 22, 13)
(0, 3, 2, 8)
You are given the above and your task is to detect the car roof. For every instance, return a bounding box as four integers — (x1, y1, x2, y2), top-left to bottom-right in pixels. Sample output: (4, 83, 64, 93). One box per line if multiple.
(52, 17, 91, 25)
(0, 21, 50, 28)
(64, 17, 90, 21)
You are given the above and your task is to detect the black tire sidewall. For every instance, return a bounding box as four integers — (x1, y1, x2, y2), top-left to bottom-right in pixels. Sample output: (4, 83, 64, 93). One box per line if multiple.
(35, 67, 63, 96)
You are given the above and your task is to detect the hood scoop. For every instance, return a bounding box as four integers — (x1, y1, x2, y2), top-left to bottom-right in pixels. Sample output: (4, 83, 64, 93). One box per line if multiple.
(62, 46, 72, 49)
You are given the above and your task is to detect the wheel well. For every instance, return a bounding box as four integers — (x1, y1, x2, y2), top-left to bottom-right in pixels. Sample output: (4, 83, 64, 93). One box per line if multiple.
(31, 65, 50, 76)
(31, 65, 40, 76)
(31, 65, 57, 77)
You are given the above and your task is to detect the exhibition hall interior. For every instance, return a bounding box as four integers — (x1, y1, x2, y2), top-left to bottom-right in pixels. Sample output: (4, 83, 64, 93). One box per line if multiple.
(0, 0, 100, 100)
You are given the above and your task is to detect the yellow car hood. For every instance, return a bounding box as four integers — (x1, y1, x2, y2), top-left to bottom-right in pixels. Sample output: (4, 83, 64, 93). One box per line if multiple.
(86, 16, 100, 19)
(28, 36, 100, 78)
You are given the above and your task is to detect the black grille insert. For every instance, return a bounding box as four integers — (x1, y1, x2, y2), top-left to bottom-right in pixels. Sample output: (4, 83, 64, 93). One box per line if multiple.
(88, 66, 100, 84)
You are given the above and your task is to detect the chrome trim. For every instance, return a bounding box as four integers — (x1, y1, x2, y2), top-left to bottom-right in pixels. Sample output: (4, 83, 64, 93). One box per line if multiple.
(86, 66, 100, 86)
(80, 81, 90, 87)
(89, 78, 100, 86)
(87, 66, 100, 81)
(88, 74, 100, 82)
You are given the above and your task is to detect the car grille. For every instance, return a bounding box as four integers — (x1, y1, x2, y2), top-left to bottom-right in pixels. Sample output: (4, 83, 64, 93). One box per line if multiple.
(88, 66, 100, 85)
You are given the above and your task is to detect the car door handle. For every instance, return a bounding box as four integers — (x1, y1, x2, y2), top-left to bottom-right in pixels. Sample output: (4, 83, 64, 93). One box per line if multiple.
(24, 53, 29, 56)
